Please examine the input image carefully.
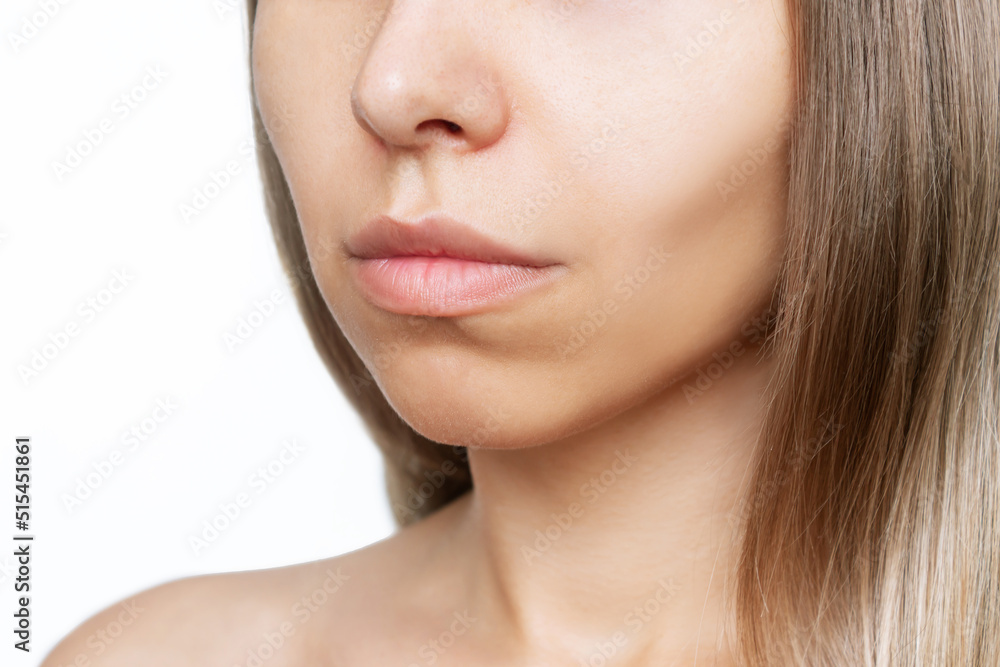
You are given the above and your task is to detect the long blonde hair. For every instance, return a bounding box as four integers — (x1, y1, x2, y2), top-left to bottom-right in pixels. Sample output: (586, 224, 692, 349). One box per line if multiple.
(244, 1, 999, 663)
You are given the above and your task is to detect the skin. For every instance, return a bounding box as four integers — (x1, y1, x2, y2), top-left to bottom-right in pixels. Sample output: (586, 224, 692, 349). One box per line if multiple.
(43, 1, 794, 665)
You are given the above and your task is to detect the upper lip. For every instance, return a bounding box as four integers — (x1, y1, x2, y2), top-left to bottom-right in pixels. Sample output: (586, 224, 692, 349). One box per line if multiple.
(346, 214, 558, 267)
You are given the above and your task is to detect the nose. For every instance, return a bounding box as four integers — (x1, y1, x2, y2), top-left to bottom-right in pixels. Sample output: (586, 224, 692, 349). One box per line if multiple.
(350, 1, 510, 153)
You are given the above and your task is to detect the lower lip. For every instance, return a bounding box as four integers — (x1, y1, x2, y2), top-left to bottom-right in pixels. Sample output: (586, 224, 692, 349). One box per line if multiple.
(348, 256, 564, 317)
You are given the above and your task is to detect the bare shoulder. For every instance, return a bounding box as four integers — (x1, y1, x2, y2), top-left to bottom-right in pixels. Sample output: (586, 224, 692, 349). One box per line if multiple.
(41, 494, 470, 667)
(40, 564, 316, 667)
(40, 557, 365, 667)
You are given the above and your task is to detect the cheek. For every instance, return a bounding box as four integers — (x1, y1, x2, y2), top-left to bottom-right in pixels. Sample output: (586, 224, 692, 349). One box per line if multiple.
(552, 11, 792, 342)
(251, 2, 369, 223)
(488, 4, 794, 430)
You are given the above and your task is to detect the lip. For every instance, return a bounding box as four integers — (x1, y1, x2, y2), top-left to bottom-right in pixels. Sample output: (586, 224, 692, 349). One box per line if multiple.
(345, 213, 564, 317)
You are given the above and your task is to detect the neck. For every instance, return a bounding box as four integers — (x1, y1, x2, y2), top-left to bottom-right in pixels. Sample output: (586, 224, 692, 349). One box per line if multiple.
(439, 345, 775, 666)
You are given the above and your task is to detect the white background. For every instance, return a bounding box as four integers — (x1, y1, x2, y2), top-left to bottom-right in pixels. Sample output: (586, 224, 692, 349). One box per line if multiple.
(1, 1, 397, 663)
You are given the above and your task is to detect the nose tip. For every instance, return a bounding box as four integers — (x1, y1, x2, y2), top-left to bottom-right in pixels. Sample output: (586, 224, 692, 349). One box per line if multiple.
(349, 10, 509, 153)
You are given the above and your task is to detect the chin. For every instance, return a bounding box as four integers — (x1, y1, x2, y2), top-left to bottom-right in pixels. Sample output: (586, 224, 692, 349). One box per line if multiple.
(368, 350, 525, 449)
(368, 347, 653, 452)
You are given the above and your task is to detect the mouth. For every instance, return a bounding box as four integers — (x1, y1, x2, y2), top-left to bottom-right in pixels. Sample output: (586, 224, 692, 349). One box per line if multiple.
(345, 214, 565, 317)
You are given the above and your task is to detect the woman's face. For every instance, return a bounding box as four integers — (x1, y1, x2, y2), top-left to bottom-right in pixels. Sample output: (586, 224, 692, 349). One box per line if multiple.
(252, 0, 794, 448)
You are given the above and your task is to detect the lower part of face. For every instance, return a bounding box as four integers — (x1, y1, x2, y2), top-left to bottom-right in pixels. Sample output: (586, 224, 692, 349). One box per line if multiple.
(253, 0, 794, 448)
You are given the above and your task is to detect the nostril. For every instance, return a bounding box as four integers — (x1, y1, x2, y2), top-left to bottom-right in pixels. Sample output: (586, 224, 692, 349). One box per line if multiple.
(417, 119, 462, 135)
